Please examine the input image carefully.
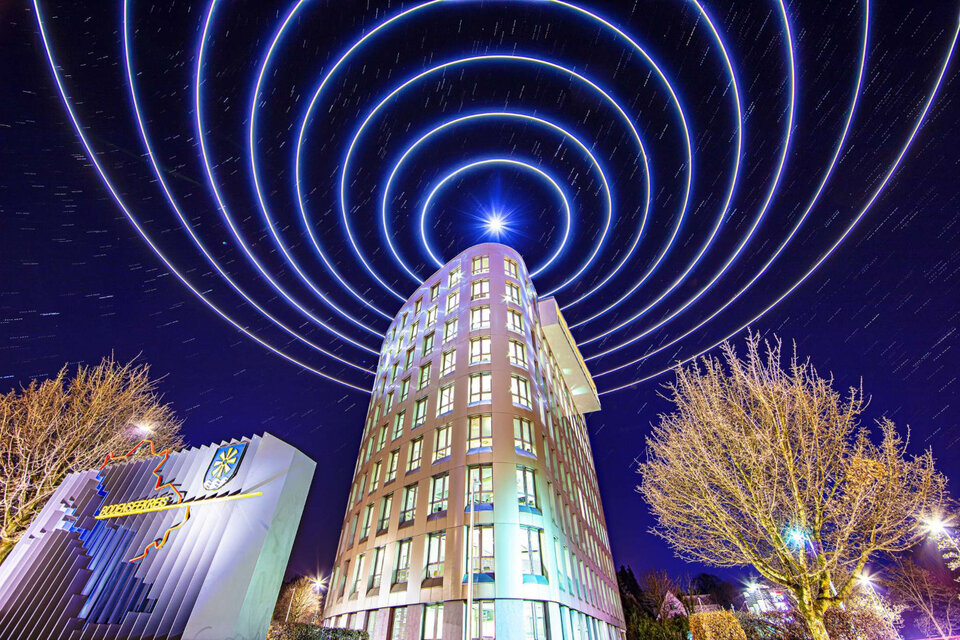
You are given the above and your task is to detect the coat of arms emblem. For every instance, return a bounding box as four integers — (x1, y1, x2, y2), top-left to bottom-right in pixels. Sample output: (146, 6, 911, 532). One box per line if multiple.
(203, 442, 248, 491)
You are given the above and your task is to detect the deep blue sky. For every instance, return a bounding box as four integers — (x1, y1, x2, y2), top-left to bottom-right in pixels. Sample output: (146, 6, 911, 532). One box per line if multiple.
(1, 0, 958, 590)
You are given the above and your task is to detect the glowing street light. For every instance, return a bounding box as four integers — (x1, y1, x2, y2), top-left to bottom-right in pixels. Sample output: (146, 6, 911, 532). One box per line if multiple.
(923, 513, 960, 555)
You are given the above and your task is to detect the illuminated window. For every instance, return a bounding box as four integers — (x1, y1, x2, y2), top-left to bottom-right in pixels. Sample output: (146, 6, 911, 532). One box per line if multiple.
(385, 391, 395, 412)
(524, 602, 548, 640)
(414, 298, 423, 314)
(467, 525, 495, 573)
(407, 438, 423, 472)
(467, 464, 493, 506)
(467, 414, 492, 450)
(437, 383, 455, 416)
(429, 473, 449, 513)
(377, 425, 388, 451)
(394, 539, 412, 584)
(422, 603, 443, 640)
(444, 318, 458, 342)
(470, 601, 496, 640)
(422, 332, 435, 356)
(446, 290, 460, 313)
(514, 417, 536, 454)
(472, 254, 489, 274)
(413, 397, 428, 427)
(507, 309, 524, 333)
(347, 513, 359, 547)
(508, 339, 527, 367)
(426, 305, 438, 327)
(471, 278, 490, 300)
(390, 607, 407, 640)
(425, 531, 445, 578)
(418, 363, 432, 389)
(440, 348, 456, 376)
(399, 377, 411, 402)
(393, 412, 405, 440)
(506, 281, 522, 305)
(390, 362, 400, 383)
(449, 266, 463, 287)
(470, 305, 491, 330)
(369, 546, 385, 589)
(511, 375, 531, 408)
(360, 503, 373, 540)
(430, 282, 440, 301)
(371, 461, 382, 492)
(521, 527, 544, 577)
(468, 372, 492, 404)
(378, 493, 393, 532)
(469, 336, 491, 364)
(410, 321, 419, 342)
(351, 553, 365, 594)
(505, 257, 519, 279)
(400, 484, 418, 524)
(517, 466, 538, 509)
(386, 450, 399, 483)
(405, 347, 415, 369)
(434, 424, 451, 460)
(354, 474, 366, 504)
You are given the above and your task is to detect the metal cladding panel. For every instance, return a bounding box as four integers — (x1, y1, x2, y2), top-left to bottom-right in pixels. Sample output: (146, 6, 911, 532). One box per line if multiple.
(0, 432, 315, 640)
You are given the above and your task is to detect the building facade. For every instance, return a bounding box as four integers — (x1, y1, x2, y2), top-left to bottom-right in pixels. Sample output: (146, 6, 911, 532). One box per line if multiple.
(323, 244, 624, 640)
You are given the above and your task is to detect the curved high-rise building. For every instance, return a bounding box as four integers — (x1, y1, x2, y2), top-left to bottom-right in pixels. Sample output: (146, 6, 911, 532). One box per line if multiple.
(323, 243, 624, 640)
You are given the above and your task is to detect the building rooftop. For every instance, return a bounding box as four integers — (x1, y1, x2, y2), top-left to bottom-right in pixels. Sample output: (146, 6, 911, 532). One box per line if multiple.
(538, 296, 601, 414)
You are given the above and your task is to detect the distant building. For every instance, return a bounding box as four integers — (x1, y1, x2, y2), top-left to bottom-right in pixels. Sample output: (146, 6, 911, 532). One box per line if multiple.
(659, 592, 687, 619)
(683, 594, 720, 614)
(743, 584, 791, 615)
(322, 243, 624, 640)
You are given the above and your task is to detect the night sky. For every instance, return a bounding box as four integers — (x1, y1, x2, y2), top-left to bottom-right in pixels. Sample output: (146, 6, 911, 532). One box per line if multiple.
(2, 0, 959, 588)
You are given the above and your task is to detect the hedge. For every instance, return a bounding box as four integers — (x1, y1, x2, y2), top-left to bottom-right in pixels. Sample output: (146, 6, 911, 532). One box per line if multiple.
(267, 622, 369, 640)
(690, 611, 748, 640)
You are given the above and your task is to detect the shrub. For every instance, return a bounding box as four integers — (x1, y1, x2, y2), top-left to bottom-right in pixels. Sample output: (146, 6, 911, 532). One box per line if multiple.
(690, 611, 747, 640)
(267, 622, 369, 640)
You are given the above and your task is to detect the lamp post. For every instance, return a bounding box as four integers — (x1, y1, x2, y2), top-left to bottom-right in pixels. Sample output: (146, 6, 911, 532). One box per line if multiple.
(465, 476, 480, 640)
(312, 575, 328, 624)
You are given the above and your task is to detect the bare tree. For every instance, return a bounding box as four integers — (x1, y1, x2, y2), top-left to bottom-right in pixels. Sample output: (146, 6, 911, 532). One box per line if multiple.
(273, 575, 324, 624)
(885, 557, 959, 639)
(0, 357, 182, 563)
(638, 334, 947, 640)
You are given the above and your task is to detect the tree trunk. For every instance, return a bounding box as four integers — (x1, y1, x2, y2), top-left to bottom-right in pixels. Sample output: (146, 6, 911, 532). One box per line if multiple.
(800, 608, 831, 640)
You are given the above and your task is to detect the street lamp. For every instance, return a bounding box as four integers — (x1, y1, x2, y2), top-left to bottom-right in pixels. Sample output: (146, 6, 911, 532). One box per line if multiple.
(312, 575, 327, 624)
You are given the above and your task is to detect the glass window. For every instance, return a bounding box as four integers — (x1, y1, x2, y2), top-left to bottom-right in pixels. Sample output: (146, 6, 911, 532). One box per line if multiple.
(370, 545, 385, 589)
(425, 531, 445, 578)
(393, 412, 405, 440)
(441, 348, 456, 376)
(395, 539, 412, 584)
(414, 298, 423, 314)
(390, 607, 408, 640)
(467, 464, 493, 506)
(348, 513, 359, 546)
(410, 321, 420, 342)
(508, 340, 527, 367)
(391, 362, 400, 383)
(506, 282, 522, 305)
(422, 332, 435, 356)
(471, 306, 491, 330)
(470, 600, 496, 640)
(378, 494, 393, 532)
(468, 372, 492, 404)
(407, 438, 423, 472)
(523, 601, 548, 640)
(468, 525, 495, 574)
(471, 278, 490, 300)
(517, 466, 538, 509)
(400, 377, 411, 401)
(422, 603, 443, 640)
(511, 375, 531, 408)
(472, 254, 489, 275)
(351, 553, 365, 594)
(355, 474, 367, 504)
(430, 282, 440, 301)
(467, 414, 492, 450)
(426, 305, 438, 327)
(470, 336, 491, 364)
(507, 309, 524, 333)
(419, 363, 432, 389)
(414, 397, 428, 427)
(505, 257, 519, 279)
(447, 290, 460, 313)
(434, 424, 452, 460)
(400, 484, 418, 524)
(377, 425, 388, 451)
(405, 347, 415, 369)
(444, 318, 458, 342)
(521, 527, 544, 576)
(514, 417, 536, 454)
(371, 461, 382, 492)
(429, 473, 449, 513)
(449, 266, 463, 287)
(437, 383, 454, 416)
(386, 450, 399, 483)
